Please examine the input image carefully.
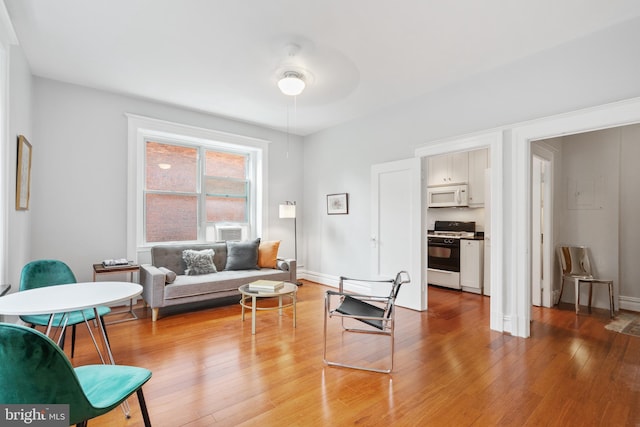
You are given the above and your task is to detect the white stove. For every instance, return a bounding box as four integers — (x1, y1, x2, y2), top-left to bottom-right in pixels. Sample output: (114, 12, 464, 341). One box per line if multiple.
(427, 221, 476, 290)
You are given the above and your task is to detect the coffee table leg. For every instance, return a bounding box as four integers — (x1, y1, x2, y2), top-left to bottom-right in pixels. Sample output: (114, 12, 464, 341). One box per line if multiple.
(293, 292, 296, 328)
(279, 295, 283, 316)
(252, 295, 257, 335)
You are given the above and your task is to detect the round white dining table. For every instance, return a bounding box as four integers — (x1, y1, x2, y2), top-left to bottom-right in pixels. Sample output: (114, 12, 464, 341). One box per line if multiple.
(0, 281, 142, 363)
(0, 281, 142, 316)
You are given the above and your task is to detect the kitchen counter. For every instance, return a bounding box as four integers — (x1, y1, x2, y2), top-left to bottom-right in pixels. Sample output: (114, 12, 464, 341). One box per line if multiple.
(462, 233, 484, 241)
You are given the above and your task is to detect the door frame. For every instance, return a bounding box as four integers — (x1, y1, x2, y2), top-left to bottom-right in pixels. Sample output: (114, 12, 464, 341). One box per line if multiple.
(530, 145, 554, 308)
(512, 97, 640, 337)
(415, 131, 505, 333)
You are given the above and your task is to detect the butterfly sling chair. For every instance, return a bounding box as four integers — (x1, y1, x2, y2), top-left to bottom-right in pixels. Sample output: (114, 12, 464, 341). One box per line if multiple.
(323, 271, 410, 373)
(0, 323, 152, 427)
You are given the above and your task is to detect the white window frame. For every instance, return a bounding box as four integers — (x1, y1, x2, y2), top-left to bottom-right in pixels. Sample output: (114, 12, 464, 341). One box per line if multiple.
(0, 4, 17, 286)
(126, 114, 269, 263)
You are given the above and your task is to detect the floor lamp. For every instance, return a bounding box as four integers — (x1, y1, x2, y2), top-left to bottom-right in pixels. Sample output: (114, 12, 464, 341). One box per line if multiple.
(279, 201, 302, 286)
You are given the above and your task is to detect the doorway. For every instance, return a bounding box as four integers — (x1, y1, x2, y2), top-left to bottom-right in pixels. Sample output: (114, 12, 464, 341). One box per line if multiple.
(512, 98, 640, 337)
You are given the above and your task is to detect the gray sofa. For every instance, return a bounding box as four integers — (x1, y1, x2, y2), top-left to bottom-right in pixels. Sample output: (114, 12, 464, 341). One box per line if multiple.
(140, 242, 296, 321)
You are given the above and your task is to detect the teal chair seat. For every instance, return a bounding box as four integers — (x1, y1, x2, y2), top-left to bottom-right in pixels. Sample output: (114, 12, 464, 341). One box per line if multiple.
(0, 323, 152, 426)
(19, 260, 112, 356)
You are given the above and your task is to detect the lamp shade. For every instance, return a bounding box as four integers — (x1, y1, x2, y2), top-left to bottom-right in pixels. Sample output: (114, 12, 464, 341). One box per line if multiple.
(279, 204, 296, 219)
(277, 72, 305, 96)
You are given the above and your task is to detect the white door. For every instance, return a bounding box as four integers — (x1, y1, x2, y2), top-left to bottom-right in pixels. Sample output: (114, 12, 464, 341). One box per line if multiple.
(371, 158, 425, 311)
(531, 157, 543, 307)
(530, 149, 553, 308)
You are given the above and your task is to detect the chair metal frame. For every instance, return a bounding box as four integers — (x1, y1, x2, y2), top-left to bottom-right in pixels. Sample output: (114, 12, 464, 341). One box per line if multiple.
(557, 245, 615, 318)
(323, 271, 410, 373)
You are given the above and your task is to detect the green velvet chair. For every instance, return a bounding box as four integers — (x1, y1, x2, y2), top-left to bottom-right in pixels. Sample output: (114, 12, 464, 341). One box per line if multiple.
(0, 322, 152, 426)
(19, 259, 111, 357)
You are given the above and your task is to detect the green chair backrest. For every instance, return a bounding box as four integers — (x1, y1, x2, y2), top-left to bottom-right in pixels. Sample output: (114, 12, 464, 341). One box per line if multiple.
(20, 260, 77, 291)
(0, 323, 93, 425)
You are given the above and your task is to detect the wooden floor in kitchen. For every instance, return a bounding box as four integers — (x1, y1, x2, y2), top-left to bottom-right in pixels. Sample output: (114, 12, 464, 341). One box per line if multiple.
(64, 281, 640, 427)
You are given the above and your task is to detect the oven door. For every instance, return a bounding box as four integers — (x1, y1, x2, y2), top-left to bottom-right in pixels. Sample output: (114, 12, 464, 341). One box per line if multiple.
(427, 238, 460, 272)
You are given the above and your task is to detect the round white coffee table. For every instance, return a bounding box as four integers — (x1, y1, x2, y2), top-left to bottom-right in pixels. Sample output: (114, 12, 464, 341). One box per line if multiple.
(238, 282, 297, 335)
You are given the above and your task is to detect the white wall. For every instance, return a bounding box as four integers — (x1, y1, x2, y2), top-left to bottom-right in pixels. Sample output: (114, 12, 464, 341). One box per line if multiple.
(302, 16, 640, 330)
(556, 129, 620, 309)
(6, 44, 32, 291)
(30, 78, 303, 282)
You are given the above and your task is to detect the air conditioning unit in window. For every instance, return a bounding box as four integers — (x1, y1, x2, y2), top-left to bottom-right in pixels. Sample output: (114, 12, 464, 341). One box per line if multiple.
(207, 224, 249, 242)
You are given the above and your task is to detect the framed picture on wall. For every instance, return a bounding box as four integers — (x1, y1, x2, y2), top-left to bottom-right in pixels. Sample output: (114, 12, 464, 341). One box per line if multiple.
(327, 193, 348, 215)
(16, 135, 32, 211)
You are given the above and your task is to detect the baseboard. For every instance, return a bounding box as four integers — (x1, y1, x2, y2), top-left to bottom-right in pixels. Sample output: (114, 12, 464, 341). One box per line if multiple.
(619, 296, 640, 313)
(299, 270, 338, 288)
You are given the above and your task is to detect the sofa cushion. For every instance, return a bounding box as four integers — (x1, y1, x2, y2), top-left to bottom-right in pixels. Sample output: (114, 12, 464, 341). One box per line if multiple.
(225, 238, 260, 270)
(258, 240, 280, 268)
(163, 268, 291, 300)
(183, 249, 217, 275)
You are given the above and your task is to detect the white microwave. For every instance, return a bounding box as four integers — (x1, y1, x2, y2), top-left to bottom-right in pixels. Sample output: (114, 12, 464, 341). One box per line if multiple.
(427, 184, 468, 208)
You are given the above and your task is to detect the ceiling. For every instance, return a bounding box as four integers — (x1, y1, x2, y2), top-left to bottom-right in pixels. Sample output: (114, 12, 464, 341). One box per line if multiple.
(5, 0, 640, 136)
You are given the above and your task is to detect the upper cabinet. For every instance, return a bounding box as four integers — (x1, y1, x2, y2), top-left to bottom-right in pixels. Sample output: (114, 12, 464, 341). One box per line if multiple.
(468, 148, 489, 207)
(427, 148, 489, 207)
(427, 151, 468, 186)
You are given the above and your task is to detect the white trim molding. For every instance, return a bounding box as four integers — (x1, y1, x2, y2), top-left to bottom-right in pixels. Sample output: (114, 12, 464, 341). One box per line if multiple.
(511, 96, 640, 337)
(125, 114, 270, 264)
(619, 296, 640, 313)
(0, 3, 18, 286)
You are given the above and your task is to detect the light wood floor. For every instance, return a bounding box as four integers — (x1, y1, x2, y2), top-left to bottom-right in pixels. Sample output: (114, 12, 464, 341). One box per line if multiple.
(64, 281, 640, 426)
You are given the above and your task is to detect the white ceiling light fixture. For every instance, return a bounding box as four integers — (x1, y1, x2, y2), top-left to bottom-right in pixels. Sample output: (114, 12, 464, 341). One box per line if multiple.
(278, 71, 306, 96)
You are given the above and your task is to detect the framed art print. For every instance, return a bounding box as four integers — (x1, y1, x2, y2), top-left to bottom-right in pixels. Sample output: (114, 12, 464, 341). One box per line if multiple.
(327, 193, 348, 215)
(16, 135, 32, 210)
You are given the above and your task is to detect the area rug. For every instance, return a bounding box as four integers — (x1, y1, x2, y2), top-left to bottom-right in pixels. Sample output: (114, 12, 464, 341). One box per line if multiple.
(605, 312, 640, 337)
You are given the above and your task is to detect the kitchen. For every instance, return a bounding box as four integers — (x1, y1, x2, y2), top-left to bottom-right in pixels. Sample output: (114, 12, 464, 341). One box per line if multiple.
(426, 148, 490, 296)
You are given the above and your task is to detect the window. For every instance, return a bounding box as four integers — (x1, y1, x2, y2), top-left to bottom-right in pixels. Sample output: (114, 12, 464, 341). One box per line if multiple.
(127, 114, 268, 258)
(144, 141, 249, 243)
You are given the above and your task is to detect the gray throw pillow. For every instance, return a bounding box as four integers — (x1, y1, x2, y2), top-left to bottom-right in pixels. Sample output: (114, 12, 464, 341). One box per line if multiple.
(225, 238, 260, 270)
(182, 249, 217, 275)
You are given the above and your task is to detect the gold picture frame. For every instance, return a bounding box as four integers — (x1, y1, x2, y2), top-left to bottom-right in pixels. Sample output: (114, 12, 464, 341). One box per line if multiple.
(16, 135, 32, 210)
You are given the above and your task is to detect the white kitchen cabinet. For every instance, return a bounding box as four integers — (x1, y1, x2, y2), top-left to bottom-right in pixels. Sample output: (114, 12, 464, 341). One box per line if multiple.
(467, 148, 489, 207)
(461, 239, 484, 294)
(427, 151, 468, 185)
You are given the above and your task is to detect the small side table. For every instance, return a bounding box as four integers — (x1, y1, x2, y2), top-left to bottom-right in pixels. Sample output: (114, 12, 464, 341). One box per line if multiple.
(93, 263, 140, 324)
(239, 282, 297, 335)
